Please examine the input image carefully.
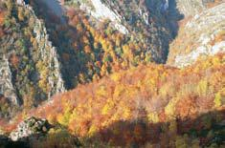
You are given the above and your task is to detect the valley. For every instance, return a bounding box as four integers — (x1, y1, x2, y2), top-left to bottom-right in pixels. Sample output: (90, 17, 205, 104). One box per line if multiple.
(0, 0, 224, 147)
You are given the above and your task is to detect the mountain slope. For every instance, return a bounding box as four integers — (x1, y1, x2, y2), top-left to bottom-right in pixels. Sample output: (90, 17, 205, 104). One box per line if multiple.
(167, 3, 225, 67)
(0, 0, 224, 147)
(26, 53, 225, 147)
(64, 0, 180, 63)
(0, 0, 65, 108)
(29, 0, 178, 90)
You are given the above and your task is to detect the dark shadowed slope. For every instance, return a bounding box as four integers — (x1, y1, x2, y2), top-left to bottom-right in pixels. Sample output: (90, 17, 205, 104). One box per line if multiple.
(40, 0, 64, 19)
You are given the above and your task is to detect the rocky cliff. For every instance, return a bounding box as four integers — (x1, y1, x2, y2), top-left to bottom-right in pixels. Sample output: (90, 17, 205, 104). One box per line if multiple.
(64, 0, 181, 63)
(72, 0, 225, 67)
(176, 0, 224, 17)
(0, 56, 19, 105)
(0, 0, 65, 106)
(33, 10, 66, 98)
(167, 3, 225, 67)
(17, 0, 66, 100)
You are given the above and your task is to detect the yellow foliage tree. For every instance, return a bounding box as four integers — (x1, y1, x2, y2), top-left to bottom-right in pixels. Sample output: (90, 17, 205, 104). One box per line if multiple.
(214, 92, 222, 107)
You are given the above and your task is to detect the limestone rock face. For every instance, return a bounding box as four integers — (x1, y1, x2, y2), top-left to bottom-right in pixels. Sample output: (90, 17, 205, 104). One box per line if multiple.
(19, 0, 66, 99)
(9, 117, 51, 141)
(167, 3, 225, 67)
(176, 0, 224, 17)
(0, 0, 66, 106)
(79, 0, 129, 34)
(176, 0, 205, 17)
(0, 56, 20, 105)
(33, 11, 66, 98)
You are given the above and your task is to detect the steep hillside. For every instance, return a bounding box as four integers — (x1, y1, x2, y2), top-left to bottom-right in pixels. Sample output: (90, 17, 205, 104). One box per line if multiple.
(0, 0, 224, 147)
(64, 0, 181, 62)
(15, 53, 224, 147)
(29, 0, 184, 90)
(0, 0, 65, 110)
(176, 0, 224, 17)
(167, 3, 225, 67)
(0, 0, 223, 107)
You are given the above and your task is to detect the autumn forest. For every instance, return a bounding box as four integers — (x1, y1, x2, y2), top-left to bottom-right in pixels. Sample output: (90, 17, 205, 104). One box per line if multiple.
(0, 0, 224, 147)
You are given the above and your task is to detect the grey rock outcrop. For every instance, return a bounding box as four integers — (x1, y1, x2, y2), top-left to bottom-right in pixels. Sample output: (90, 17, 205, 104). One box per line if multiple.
(176, 0, 225, 17)
(17, 0, 66, 99)
(71, 0, 179, 63)
(176, 0, 206, 17)
(0, 56, 20, 105)
(167, 3, 225, 67)
(33, 16, 66, 98)
(9, 117, 51, 141)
